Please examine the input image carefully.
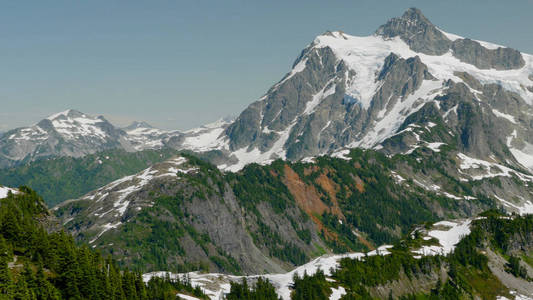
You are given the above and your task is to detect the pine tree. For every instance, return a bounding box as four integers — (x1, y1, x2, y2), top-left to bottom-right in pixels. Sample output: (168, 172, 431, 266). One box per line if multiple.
(0, 236, 14, 298)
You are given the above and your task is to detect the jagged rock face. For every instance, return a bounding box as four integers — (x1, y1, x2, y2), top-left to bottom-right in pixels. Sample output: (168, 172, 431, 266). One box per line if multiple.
(223, 32, 449, 168)
(375, 8, 452, 55)
(226, 46, 341, 153)
(451, 38, 525, 70)
(375, 8, 525, 70)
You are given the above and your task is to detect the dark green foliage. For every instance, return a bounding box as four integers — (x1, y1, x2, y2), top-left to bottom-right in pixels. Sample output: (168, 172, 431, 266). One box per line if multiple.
(226, 278, 280, 300)
(146, 274, 206, 300)
(250, 221, 308, 266)
(300, 150, 442, 246)
(0, 187, 207, 299)
(506, 255, 528, 280)
(0, 148, 179, 207)
(253, 214, 531, 299)
(229, 163, 294, 215)
(291, 270, 331, 300)
(335, 251, 441, 288)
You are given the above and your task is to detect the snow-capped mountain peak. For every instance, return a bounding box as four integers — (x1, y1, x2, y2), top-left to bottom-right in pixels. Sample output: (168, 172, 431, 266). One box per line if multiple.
(123, 121, 155, 131)
(41, 109, 109, 140)
(0, 109, 132, 167)
(215, 8, 533, 172)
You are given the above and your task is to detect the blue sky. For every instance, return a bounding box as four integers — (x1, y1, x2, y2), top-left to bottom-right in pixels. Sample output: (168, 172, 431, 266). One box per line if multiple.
(1, 0, 532, 131)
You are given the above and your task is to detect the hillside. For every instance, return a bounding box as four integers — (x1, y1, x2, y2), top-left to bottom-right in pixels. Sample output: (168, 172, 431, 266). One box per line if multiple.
(54, 150, 508, 274)
(147, 214, 533, 299)
(0, 186, 209, 299)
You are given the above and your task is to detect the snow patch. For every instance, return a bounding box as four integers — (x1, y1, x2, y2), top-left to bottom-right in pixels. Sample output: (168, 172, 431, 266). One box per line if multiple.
(143, 244, 394, 300)
(457, 153, 533, 182)
(426, 142, 445, 152)
(413, 219, 471, 256)
(330, 286, 346, 300)
(0, 186, 17, 199)
(303, 81, 336, 115)
(492, 109, 517, 124)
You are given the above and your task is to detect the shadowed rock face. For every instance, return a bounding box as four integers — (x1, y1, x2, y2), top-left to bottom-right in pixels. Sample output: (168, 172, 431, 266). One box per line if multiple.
(376, 8, 525, 70)
(225, 46, 341, 152)
(375, 8, 452, 55)
(451, 38, 525, 70)
(224, 46, 437, 161)
(368, 54, 435, 118)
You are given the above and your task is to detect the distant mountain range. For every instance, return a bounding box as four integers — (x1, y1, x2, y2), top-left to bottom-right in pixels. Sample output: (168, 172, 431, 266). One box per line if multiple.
(0, 109, 231, 168)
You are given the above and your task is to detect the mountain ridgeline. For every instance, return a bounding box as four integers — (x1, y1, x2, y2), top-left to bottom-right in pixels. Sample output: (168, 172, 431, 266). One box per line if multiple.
(55, 150, 502, 275)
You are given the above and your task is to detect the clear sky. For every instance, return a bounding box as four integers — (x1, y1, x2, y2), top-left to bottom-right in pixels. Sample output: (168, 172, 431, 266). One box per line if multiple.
(1, 0, 532, 131)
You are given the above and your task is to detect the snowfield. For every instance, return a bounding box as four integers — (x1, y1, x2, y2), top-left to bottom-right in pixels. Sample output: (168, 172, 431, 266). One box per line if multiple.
(412, 219, 471, 256)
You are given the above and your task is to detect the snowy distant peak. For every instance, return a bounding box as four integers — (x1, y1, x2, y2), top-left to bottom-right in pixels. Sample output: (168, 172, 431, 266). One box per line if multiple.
(377, 7, 436, 35)
(123, 121, 154, 131)
(46, 109, 97, 121)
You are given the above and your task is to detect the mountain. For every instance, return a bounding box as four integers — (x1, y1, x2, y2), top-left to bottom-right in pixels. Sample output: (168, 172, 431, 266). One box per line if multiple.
(122, 121, 182, 151)
(0, 109, 134, 168)
(0, 109, 232, 169)
(209, 8, 533, 173)
(4, 9, 533, 178)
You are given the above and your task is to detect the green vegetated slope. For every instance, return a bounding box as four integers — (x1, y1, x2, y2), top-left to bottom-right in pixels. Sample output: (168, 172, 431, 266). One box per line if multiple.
(0, 187, 208, 300)
(0, 148, 179, 207)
(56, 150, 497, 275)
(225, 213, 533, 299)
